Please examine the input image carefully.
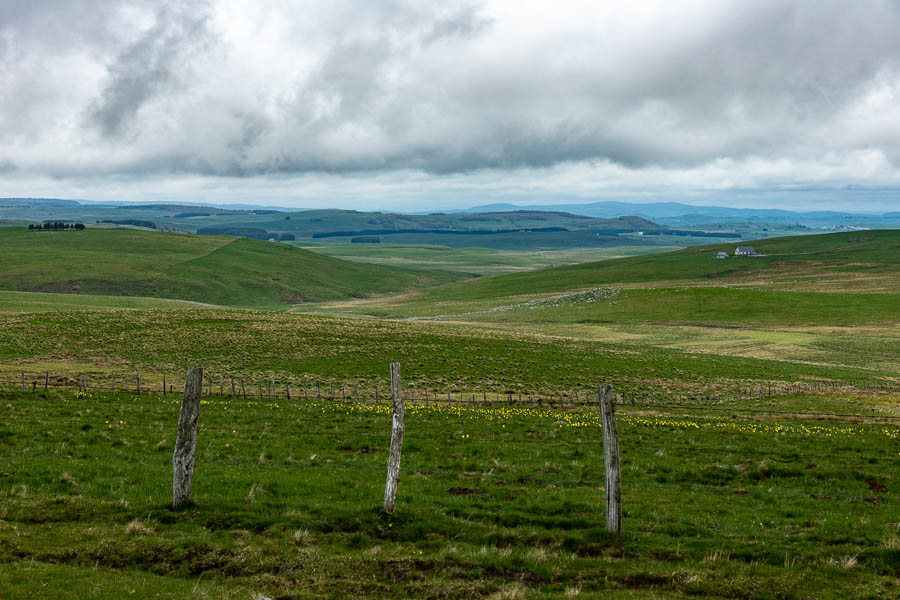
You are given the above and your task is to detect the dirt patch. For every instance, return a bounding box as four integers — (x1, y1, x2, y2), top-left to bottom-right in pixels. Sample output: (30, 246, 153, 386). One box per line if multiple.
(866, 479, 888, 493)
(448, 487, 480, 496)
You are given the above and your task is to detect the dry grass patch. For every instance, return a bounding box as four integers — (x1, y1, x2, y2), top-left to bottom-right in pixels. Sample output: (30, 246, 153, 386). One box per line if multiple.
(125, 519, 152, 536)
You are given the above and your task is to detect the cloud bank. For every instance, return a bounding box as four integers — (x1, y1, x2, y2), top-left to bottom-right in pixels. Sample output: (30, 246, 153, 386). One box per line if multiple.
(1, 0, 899, 208)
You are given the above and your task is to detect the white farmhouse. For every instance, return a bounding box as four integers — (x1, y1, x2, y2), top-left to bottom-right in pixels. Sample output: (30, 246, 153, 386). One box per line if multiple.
(716, 251, 729, 259)
(734, 246, 755, 256)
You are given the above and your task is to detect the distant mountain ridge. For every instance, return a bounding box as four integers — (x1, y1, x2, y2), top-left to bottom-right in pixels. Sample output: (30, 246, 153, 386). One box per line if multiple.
(459, 201, 899, 225)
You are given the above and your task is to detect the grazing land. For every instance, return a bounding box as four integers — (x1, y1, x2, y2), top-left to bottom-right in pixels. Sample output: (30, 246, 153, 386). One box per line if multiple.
(317, 229, 900, 319)
(0, 228, 461, 308)
(0, 229, 897, 598)
(298, 243, 679, 275)
(0, 387, 897, 599)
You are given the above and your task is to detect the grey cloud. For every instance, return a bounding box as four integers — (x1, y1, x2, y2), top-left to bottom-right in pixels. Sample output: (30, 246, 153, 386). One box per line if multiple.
(2, 0, 900, 190)
(86, 2, 215, 138)
(423, 4, 492, 44)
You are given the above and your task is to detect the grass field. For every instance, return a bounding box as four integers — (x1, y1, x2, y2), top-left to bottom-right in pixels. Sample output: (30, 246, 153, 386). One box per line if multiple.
(0, 228, 463, 308)
(0, 309, 895, 398)
(0, 290, 222, 312)
(0, 386, 897, 599)
(321, 230, 900, 316)
(0, 229, 898, 597)
(297, 243, 679, 275)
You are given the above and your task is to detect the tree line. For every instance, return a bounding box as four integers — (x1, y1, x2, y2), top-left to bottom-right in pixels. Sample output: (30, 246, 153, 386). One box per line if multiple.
(29, 222, 85, 231)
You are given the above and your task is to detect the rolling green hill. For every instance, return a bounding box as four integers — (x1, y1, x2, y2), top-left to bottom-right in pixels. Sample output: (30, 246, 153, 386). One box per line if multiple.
(0, 228, 463, 308)
(317, 230, 900, 326)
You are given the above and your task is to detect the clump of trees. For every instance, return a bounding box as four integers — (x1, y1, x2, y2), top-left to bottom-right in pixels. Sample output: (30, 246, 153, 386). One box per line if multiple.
(29, 222, 85, 231)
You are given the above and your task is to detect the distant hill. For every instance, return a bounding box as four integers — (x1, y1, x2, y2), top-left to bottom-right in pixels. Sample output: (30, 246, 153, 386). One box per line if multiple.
(460, 200, 900, 226)
(0, 228, 463, 308)
(0, 197, 81, 208)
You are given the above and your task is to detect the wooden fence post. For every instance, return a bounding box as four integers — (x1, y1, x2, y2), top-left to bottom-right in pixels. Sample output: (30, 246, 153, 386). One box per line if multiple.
(44, 372, 49, 391)
(598, 384, 621, 534)
(162, 373, 166, 395)
(136, 371, 141, 394)
(21, 371, 25, 392)
(173, 366, 203, 508)
(383, 362, 405, 513)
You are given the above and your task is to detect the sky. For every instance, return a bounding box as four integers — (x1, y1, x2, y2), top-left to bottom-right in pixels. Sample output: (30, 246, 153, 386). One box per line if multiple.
(1, 0, 899, 212)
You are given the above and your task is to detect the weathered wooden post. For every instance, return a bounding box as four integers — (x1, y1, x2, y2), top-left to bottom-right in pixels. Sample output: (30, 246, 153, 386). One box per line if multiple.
(21, 371, 25, 392)
(383, 362, 405, 513)
(173, 366, 203, 508)
(136, 371, 141, 394)
(162, 373, 166, 395)
(44, 372, 49, 391)
(598, 384, 621, 534)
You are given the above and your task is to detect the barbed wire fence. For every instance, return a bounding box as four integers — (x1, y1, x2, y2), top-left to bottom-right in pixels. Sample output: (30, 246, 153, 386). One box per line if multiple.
(1, 363, 897, 536)
(1, 366, 897, 410)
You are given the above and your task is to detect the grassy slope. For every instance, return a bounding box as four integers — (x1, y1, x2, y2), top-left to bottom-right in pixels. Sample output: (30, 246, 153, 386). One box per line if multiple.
(414, 230, 900, 301)
(299, 243, 678, 275)
(0, 291, 220, 311)
(321, 230, 900, 324)
(0, 228, 463, 308)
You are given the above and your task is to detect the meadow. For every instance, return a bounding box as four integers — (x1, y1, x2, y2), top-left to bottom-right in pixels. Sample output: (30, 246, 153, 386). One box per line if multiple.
(0, 228, 460, 308)
(0, 229, 898, 597)
(1, 385, 897, 599)
(297, 243, 678, 275)
(314, 230, 900, 319)
(0, 309, 895, 398)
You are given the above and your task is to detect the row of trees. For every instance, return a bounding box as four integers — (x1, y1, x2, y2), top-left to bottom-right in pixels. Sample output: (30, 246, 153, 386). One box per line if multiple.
(28, 222, 85, 231)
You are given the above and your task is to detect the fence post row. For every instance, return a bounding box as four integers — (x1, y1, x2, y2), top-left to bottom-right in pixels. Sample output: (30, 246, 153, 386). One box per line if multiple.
(173, 366, 203, 509)
(598, 384, 622, 535)
(383, 362, 405, 513)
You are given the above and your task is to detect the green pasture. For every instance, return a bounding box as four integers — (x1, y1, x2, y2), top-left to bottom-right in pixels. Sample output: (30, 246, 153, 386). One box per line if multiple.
(0, 309, 894, 396)
(379, 287, 900, 326)
(352, 230, 900, 309)
(298, 243, 678, 275)
(0, 290, 221, 312)
(0, 387, 896, 598)
(0, 228, 462, 308)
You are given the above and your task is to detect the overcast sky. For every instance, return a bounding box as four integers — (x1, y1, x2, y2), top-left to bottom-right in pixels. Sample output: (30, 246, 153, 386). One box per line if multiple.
(1, 0, 899, 211)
